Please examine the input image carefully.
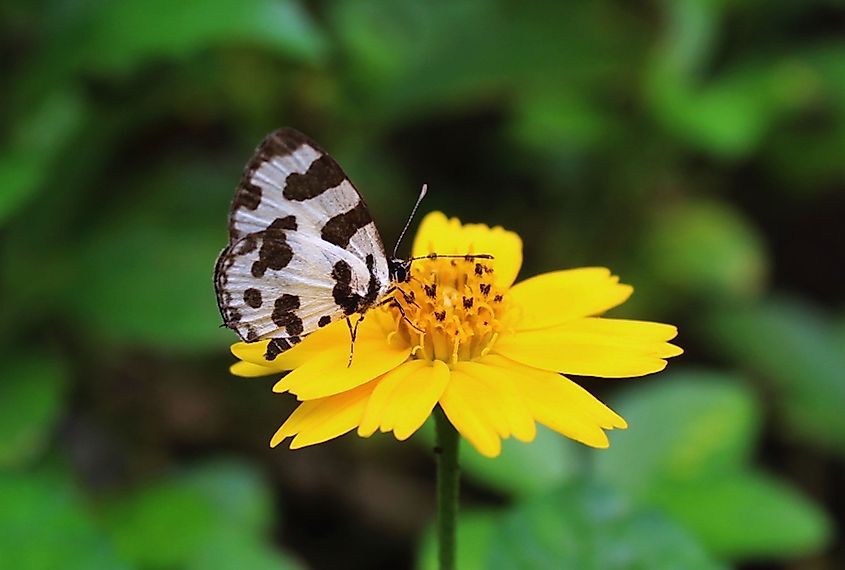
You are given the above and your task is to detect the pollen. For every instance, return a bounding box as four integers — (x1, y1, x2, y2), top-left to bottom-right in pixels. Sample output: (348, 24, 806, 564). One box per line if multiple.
(383, 257, 508, 365)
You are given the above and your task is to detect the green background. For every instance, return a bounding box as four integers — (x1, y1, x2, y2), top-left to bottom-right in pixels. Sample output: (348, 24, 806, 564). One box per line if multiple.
(1, 1, 843, 568)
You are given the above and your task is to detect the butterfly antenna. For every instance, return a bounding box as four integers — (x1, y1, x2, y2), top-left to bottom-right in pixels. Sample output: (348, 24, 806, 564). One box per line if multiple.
(393, 183, 428, 258)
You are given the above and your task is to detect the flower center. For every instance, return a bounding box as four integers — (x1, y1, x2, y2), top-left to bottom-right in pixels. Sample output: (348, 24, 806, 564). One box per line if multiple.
(379, 256, 508, 365)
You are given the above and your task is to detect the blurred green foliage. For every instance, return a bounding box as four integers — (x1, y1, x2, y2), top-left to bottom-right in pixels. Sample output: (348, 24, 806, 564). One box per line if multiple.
(102, 460, 301, 569)
(1, 0, 843, 568)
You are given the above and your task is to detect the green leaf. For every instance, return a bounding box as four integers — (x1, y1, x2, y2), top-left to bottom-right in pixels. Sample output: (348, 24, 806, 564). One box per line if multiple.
(187, 530, 303, 570)
(69, 223, 229, 351)
(509, 91, 616, 159)
(64, 159, 234, 352)
(651, 474, 831, 560)
(0, 353, 67, 468)
(595, 371, 759, 496)
(596, 369, 832, 561)
(414, 420, 581, 497)
(488, 482, 723, 570)
(646, 1, 819, 157)
(459, 426, 582, 498)
(0, 470, 126, 570)
(176, 459, 274, 534)
(0, 90, 87, 224)
(701, 298, 845, 453)
(55, 0, 326, 75)
(331, 0, 635, 123)
(103, 459, 276, 568)
(641, 199, 767, 306)
(763, 43, 845, 191)
(417, 511, 499, 570)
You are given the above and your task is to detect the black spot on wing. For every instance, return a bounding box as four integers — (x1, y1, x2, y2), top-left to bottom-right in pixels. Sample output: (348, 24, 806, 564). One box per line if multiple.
(264, 335, 302, 361)
(232, 182, 261, 212)
(244, 288, 262, 308)
(321, 201, 373, 248)
(272, 294, 304, 336)
(236, 235, 258, 255)
(268, 216, 297, 231)
(318, 316, 332, 327)
(283, 155, 347, 201)
(228, 128, 320, 239)
(365, 254, 380, 304)
(251, 216, 297, 278)
(332, 260, 363, 315)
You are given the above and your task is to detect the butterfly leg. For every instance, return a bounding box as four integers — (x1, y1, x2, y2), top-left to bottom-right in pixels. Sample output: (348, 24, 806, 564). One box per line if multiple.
(382, 285, 418, 307)
(390, 298, 425, 334)
(346, 316, 364, 368)
(395, 286, 419, 308)
(374, 294, 424, 333)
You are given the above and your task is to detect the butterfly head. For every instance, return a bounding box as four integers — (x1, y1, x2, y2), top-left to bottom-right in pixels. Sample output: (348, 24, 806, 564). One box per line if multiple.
(388, 257, 413, 284)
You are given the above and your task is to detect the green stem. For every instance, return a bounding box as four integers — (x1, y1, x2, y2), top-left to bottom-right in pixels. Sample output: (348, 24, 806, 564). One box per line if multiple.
(434, 406, 460, 570)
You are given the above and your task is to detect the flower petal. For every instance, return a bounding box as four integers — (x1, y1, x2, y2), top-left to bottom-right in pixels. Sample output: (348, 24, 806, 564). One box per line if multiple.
(358, 359, 431, 437)
(508, 268, 633, 330)
(411, 211, 523, 288)
(495, 318, 682, 378)
(230, 340, 289, 372)
(453, 360, 536, 442)
(371, 360, 450, 440)
(486, 355, 626, 448)
(271, 381, 377, 449)
(230, 361, 280, 378)
(439, 370, 503, 458)
(273, 333, 411, 399)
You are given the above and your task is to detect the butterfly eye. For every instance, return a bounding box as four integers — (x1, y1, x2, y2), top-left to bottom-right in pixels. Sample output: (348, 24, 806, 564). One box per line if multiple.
(389, 258, 410, 283)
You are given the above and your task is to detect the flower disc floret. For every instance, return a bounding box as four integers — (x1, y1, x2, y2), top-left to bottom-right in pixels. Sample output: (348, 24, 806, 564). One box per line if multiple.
(388, 256, 508, 364)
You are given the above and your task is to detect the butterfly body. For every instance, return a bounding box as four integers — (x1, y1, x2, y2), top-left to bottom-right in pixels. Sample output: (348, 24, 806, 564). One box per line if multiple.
(214, 128, 397, 360)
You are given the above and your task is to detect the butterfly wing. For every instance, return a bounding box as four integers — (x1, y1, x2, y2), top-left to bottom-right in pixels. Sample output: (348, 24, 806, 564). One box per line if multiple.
(214, 128, 390, 360)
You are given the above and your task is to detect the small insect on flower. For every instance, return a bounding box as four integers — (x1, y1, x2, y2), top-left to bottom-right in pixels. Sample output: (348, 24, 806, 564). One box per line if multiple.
(217, 129, 683, 458)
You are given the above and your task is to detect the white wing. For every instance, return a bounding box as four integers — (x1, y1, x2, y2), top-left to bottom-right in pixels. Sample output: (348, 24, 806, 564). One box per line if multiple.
(214, 128, 391, 361)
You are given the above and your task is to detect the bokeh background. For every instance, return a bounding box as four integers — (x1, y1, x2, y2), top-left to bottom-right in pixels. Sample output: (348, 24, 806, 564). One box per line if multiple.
(2, 1, 844, 568)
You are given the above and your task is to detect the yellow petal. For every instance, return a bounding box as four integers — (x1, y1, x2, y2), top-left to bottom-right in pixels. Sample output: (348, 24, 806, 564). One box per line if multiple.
(230, 341, 289, 372)
(358, 359, 431, 436)
(411, 211, 523, 288)
(495, 318, 682, 378)
(378, 361, 451, 440)
(453, 360, 536, 442)
(273, 333, 411, 399)
(439, 370, 503, 458)
(270, 381, 377, 449)
(487, 355, 626, 447)
(229, 361, 280, 378)
(508, 268, 633, 330)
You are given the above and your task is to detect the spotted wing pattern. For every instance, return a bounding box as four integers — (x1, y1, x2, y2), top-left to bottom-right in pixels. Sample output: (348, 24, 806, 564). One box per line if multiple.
(214, 128, 391, 360)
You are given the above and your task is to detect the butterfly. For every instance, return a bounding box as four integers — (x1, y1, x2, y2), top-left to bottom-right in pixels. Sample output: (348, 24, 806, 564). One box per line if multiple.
(214, 128, 463, 363)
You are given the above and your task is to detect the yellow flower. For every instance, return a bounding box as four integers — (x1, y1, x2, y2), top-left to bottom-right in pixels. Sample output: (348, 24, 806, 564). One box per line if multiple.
(229, 212, 682, 457)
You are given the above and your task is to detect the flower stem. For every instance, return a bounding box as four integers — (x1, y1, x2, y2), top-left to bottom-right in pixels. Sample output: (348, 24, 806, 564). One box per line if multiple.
(434, 406, 460, 570)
